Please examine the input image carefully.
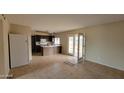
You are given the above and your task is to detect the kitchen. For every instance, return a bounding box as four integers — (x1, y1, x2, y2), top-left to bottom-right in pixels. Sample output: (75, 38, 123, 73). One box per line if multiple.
(32, 32, 62, 56)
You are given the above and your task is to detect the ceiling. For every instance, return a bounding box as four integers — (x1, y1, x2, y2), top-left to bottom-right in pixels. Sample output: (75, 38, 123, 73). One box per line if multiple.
(6, 14, 124, 33)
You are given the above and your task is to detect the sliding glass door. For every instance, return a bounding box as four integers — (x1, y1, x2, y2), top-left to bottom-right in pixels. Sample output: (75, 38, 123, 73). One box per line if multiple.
(68, 33, 85, 63)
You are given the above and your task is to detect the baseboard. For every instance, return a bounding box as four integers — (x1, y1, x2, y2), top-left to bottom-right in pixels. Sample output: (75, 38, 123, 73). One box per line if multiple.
(85, 59, 124, 72)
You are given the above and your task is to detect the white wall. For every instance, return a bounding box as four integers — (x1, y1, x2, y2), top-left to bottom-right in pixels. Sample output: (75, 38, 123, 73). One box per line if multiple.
(56, 21, 124, 71)
(85, 21, 124, 71)
(0, 16, 4, 78)
(0, 15, 10, 78)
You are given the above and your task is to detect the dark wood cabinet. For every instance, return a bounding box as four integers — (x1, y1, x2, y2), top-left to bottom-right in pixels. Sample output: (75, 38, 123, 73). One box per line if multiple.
(31, 36, 36, 53)
(35, 35, 41, 41)
(32, 36, 41, 53)
(48, 35, 55, 42)
(32, 35, 55, 53)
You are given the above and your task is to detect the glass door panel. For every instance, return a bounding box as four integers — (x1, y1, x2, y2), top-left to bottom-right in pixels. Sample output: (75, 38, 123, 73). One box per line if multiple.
(79, 35, 83, 59)
(68, 36, 74, 55)
(74, 34, 78, 57)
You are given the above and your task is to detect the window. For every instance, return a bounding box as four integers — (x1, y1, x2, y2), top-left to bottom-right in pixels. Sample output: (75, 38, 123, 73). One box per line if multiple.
(54, 37, 60, 45)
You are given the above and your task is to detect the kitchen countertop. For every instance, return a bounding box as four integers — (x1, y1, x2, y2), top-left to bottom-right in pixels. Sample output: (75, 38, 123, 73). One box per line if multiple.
(40, 45, 61, 48)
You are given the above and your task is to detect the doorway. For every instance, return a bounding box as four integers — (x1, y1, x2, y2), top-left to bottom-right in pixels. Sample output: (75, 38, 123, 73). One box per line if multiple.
(68, 33, 85, 63)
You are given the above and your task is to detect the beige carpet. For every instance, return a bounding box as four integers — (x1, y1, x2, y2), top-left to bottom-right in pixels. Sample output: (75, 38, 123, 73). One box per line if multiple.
(10, 54, 124, 79)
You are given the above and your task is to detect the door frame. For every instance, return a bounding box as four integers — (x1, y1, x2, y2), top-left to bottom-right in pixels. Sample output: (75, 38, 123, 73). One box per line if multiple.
(68, 33, 86, 63)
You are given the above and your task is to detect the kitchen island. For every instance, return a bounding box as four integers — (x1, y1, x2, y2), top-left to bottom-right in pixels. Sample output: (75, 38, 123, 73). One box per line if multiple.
(41, 45, 61, 56)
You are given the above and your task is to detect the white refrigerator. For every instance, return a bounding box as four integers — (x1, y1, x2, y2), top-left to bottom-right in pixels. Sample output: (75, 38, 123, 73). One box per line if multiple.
(9, 34, 30, 68)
